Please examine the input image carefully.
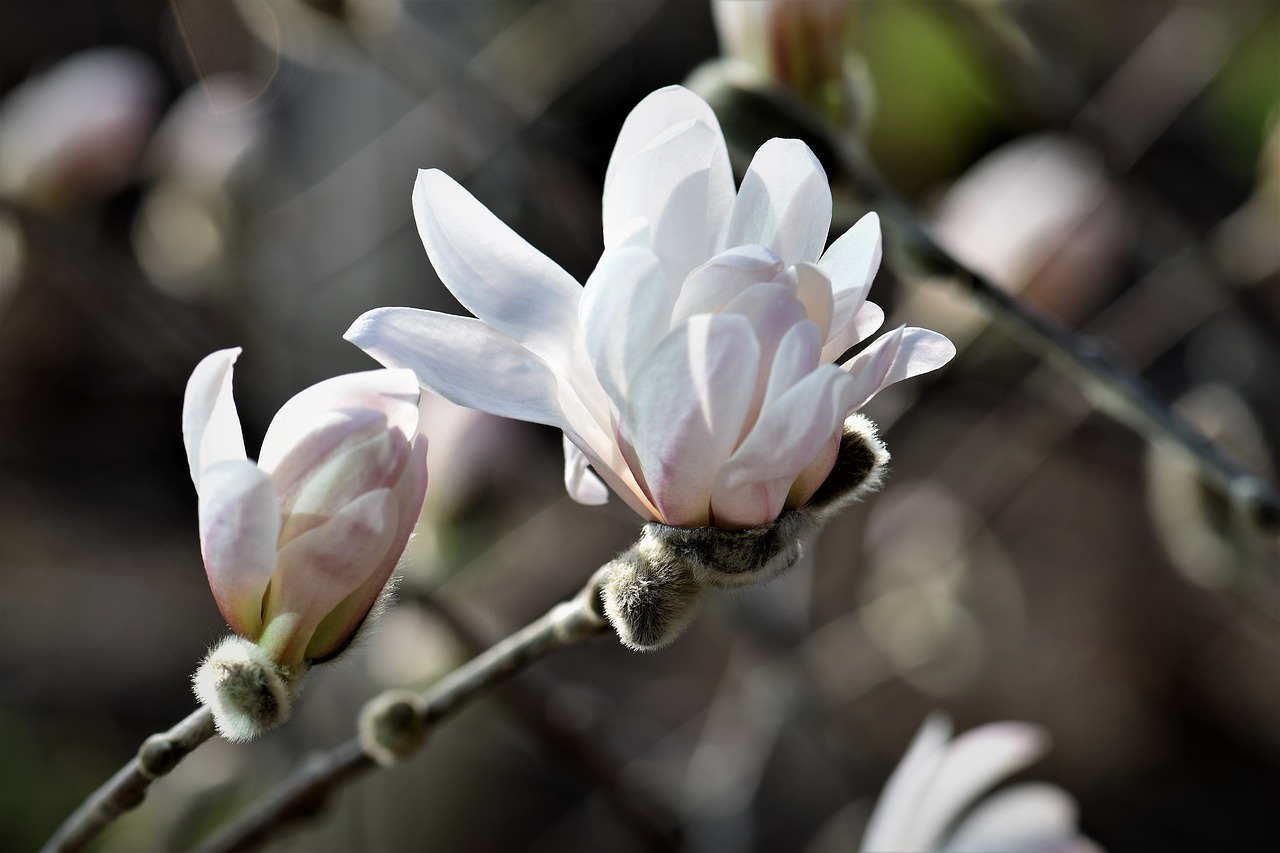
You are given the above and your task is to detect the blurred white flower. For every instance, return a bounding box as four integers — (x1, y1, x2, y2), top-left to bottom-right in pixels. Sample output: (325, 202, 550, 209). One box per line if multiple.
(348, 85, 953, 530)
(0, 48, 160, 208)
(183, 347, 429, 665)
(862, 715, 1100, 853)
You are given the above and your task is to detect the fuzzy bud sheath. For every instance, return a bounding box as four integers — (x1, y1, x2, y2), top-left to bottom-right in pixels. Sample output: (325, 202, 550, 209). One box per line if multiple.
(603, 414, 888, 651)
(359, 689, 429, 767)
(193, 636, 309, 742)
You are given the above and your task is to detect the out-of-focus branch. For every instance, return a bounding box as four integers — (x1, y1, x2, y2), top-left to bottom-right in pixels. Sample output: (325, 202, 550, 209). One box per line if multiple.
(42, 706, 216, 853)
(696, 79, 1280, 538)
(196, 570, 612, 853)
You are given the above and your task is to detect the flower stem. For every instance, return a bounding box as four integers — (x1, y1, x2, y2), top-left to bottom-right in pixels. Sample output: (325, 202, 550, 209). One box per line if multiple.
(196, 570, 612, 852)
(41, 706, 217, 853)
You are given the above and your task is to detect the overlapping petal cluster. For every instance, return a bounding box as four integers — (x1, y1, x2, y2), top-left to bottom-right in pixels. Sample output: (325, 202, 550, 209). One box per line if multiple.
(348, 85, 953, 530)
(862, 716, 1100, 853)
(183, 348, 429, 665)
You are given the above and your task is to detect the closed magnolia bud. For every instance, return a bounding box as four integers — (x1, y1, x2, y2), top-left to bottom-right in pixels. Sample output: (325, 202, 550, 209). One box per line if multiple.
(601, 545, 707, 652)
(359, 689, 428, 767)
(183, 348, 430, 667)
(192, 635, 308, 742)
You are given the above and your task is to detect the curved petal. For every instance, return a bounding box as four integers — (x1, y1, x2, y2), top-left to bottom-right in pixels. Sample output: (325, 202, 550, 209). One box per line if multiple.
(711, 363, 851, 528)
(580, 246, 671, 405)
(346, 308, 573, 431)
(841, 326, 956, 414)
(778, 262, 834, 344)
(183, 347, 247, 486)
(305, 435, 429, 662)
(264, 488, 400, 664)
(862, 714, 954, 853)
(823, 296, 884, 363)
(414, 169, 583, 373)
(725, 138, 832, 265)
(258, 368, 419, 475)
(944, 783, 1083, 853)
(604, 118, 735, 286)
(721, 281, 809, 369)
(197, 458, 279, 639)
(818, 210, 881, 298)
(620, 314, 760, 527)
(564, 435, 609, 505)
(671, 244, 783, 325)
(604, 85, 734, 245)
(898, 723, 1050, 853)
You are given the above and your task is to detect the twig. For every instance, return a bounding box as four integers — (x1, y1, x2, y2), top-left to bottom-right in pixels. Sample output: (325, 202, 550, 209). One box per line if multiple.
(699, 80, 1280, 537)
(197, 571, 613, 852)
(42, 706, 216, 853)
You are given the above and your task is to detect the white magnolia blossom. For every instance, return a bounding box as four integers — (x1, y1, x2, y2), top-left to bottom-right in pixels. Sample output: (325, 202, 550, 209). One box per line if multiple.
(183, 348, 429, 665)
(348, 85, 953, 530)
(862, 715, 1101, 853)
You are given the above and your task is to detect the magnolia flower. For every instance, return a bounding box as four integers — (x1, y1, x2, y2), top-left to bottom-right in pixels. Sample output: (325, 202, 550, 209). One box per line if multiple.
(348, 85, 953, 530)
(183, 348, 429, 666)
(861, 715, 1100, 853)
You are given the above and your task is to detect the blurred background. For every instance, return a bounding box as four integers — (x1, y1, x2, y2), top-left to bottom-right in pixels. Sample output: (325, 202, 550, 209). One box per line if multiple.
(1, 0, 1278, 850)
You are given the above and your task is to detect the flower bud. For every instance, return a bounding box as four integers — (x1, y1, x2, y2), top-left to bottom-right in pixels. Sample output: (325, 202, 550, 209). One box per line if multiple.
(601, 545, 707, 652)
(183, 348, 429, 668)
(192, 635, 308, 742)
(359, 689, 428, 767)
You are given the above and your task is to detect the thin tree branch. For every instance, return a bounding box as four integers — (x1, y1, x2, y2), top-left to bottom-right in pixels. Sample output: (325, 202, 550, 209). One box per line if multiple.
(42, 706, 216, 853)
(699, 80, 1280, 537)
(197, 570, 613, 853)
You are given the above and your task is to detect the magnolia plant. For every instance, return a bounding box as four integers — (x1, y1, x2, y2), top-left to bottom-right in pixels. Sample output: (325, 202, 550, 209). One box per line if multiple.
(184, 348, 429, 740)
(861, 716, 1099, 853)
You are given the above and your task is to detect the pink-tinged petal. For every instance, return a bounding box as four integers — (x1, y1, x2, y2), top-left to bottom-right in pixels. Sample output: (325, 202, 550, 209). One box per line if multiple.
(604, 118, 735, 287)
(604, 85, 734, 246)
(620, 314, 760, 527)
(563, 435, 609, 505)
(862, 714, 954, 853)
(580, 246, 672, 405)
(257, 368, 419, 476)
(787, 430, 842, 508)
(822, 296, 884, 363)
(763, 319, 823, 409)
(711, 363, 851, 528)
(346, 308, 573, 431)
(265, 488, 400, 665)
(276, 425, 410, 545)
(671, 244, 783, 326)
(841, 326, 956, 414)
(777, 262, 834, 344)
(304, 435, 429, 662)
(944, 784, 1083, 853)
(725, 138, 832, 265)
(414, 169, 583, 373)
(721, 281, 809, 424)
(818, 210, 881, 298)
(196, 458, 279, 639)
(898, 723, 1050, 853)
(183, 347, 247, 486)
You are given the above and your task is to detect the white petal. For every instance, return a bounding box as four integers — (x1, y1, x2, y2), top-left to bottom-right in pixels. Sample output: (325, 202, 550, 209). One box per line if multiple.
(604, 118, 735, 286)
(778, 262, 835, 344)
(266, 488, 399, 664)
(944, 783, 1082, 853)
(898, 722, 1050, 852)
(414, 169, 583, 373)
(726, 138, 832, 265)
(822, 296, 884, 363)
(862, 714, 954, 853)
(563, 435, 609, 505)
(763, 319, 823, 409)
(257, 368, 420, 475)
(819, 210, 882, 298)
(604, 85, 734, 245)
(346, 308, 572, 431)
(841, 326, 956, 414)
(620, 314, 760, 527)
(580, 246, 671, 405)
(711, 363, 851, 529)
(183, 347, 247, 486)
(671, 244, 783, 325)
(197, 458, 279, 640)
